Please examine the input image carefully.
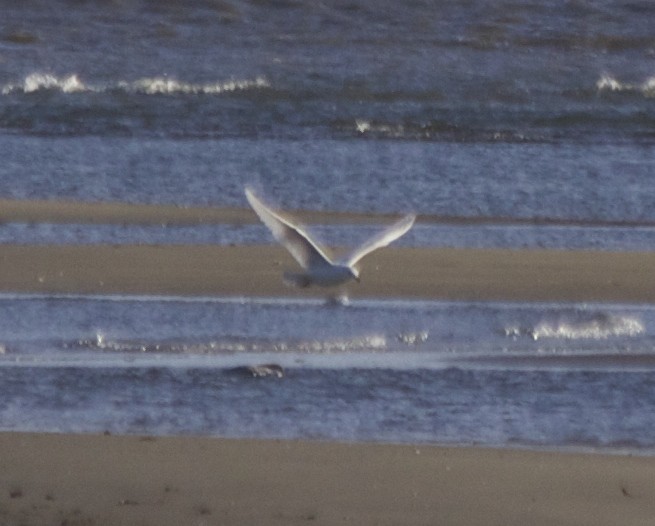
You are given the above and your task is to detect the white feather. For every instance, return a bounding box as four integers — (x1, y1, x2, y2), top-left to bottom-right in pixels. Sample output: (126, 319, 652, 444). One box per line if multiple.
(245, 186, 416, 287)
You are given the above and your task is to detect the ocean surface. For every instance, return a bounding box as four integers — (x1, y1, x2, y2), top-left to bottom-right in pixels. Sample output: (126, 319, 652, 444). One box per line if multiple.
(2, 0, 655, 453)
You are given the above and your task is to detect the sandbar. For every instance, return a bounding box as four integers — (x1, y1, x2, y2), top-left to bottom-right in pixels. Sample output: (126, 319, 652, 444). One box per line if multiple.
(0, 244, 653, 303)
(1, 198, 654, 303)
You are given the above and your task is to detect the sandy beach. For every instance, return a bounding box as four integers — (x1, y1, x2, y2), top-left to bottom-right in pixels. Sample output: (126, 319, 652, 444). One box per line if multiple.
(2, 432, 655, 526)
(1, 199, 655, 525)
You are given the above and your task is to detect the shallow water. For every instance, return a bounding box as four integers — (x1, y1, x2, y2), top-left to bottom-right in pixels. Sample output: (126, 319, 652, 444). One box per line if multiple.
(2, 137, 655, 225)
(0, 295, 655, 451)
(3, 220, 655, 252)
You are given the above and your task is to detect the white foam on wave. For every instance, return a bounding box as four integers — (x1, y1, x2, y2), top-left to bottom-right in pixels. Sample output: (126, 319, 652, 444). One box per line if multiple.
(396, 331, 429, 345)
(1, 73, 87, 95)
(1, 73, 269, 95)
(528, 314, 644, 341)
(121, 76, 269, 95)
(277, 335, 387, 353)
(355, 119, 405, 137)
(596, 74, 655, 97)
(73, 332, 388, 355)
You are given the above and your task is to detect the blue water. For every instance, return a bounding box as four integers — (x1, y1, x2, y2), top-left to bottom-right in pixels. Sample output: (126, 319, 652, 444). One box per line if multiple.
(0, 294, 654, 451)
(2, 0, 655, 452)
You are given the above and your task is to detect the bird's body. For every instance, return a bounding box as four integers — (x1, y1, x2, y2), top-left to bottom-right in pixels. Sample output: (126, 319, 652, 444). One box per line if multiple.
(245, 186, 416, 288)
(283, 263, 356, 288)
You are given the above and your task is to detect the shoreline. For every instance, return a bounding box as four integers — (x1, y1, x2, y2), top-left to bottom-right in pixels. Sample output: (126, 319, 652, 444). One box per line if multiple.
(2, 432, 655, 526)
(2, 197, 655, 228)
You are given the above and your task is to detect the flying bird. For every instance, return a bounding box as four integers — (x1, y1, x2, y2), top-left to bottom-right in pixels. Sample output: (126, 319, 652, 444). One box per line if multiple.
(245, 186, 416, 288)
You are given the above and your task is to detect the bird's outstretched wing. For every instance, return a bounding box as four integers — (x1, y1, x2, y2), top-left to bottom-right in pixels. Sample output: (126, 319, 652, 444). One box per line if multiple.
(245, 186, 335, 270)
(341, 214, 416, 267)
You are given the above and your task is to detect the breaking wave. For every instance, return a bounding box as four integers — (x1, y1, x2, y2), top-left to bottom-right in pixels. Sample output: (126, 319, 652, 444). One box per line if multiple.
(69, 332, 389, 355)
(352, 118, 537, 143)
(596, 74, 655, 97)
(1, 73, 270, 96)
(505, 313, 644, 341)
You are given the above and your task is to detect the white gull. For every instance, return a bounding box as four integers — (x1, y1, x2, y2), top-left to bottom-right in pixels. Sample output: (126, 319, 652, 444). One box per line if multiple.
(245, 186, 416, 288)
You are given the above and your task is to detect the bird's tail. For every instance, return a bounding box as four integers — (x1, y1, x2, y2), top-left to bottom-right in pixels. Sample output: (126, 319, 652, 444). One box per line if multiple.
(283, 272, 311, 288)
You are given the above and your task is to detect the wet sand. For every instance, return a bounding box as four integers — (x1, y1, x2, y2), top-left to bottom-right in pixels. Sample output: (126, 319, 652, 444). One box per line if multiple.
(1, 199, 655, 302)
(1, 200, 655, 525)
(2, 432, 655, 526)
(0, 243, 654, 302)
